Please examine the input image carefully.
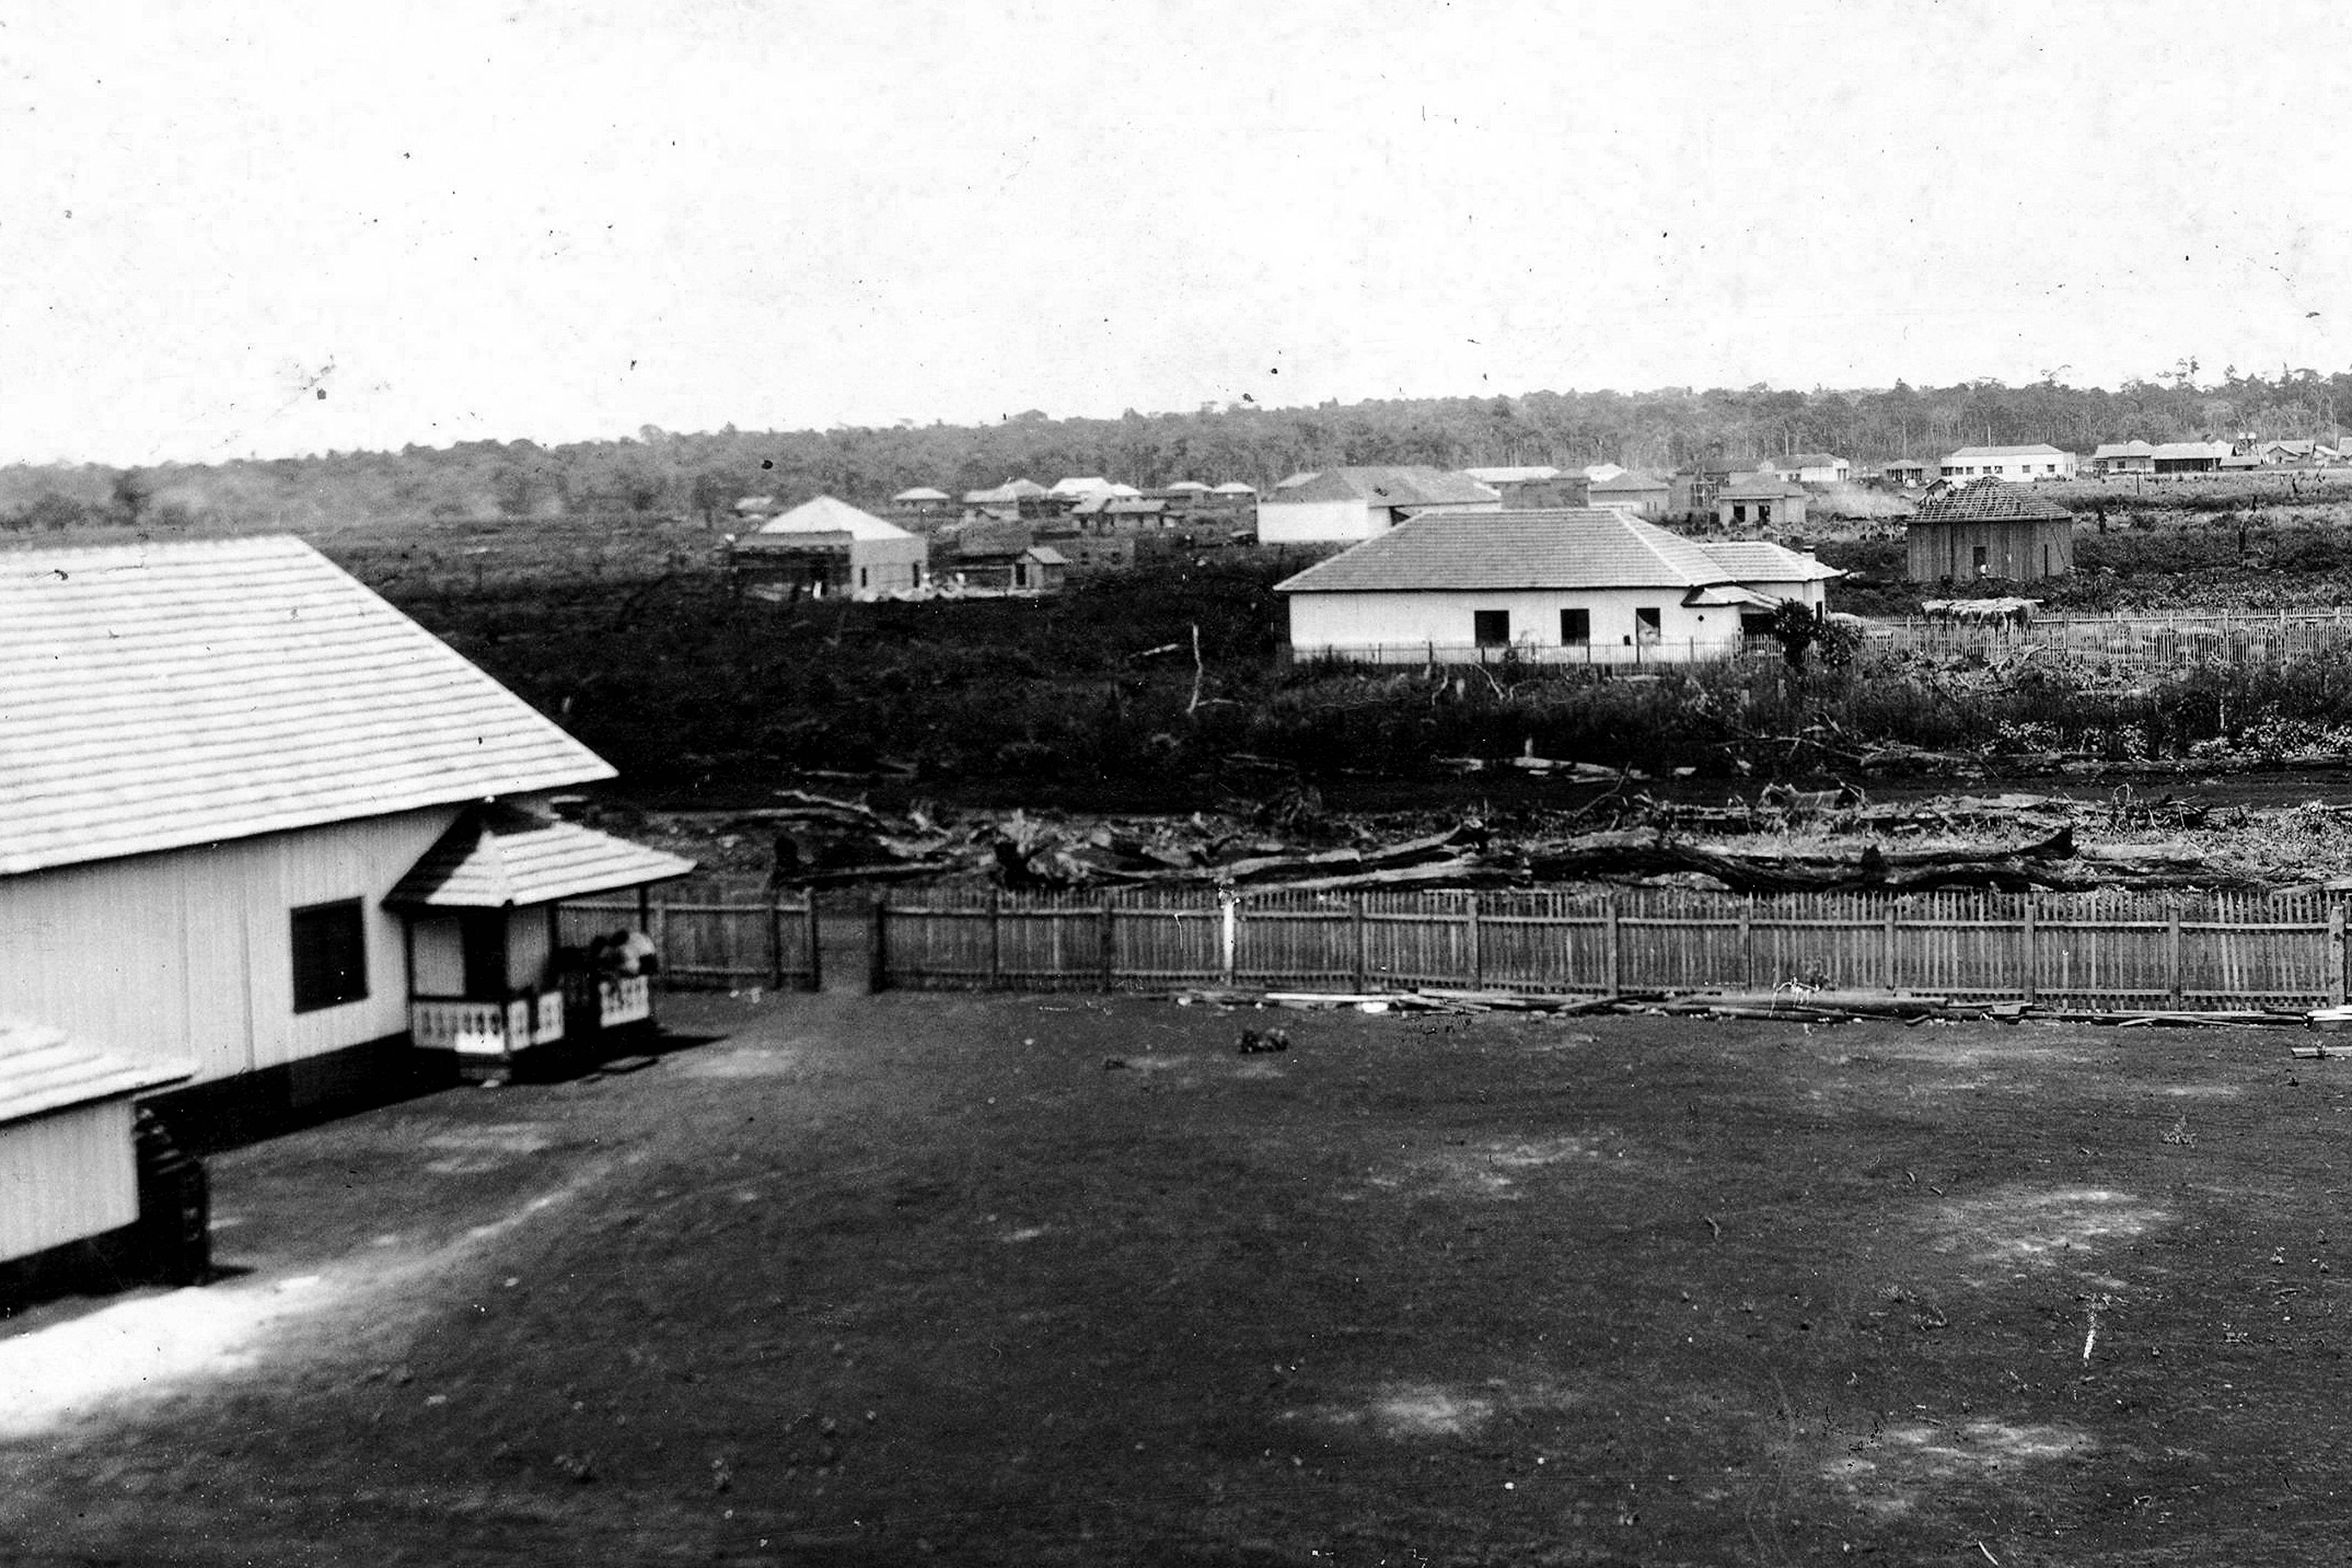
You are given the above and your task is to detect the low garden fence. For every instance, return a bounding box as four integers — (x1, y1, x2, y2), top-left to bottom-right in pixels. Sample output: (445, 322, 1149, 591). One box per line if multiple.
(559, 886, 2352, 1011)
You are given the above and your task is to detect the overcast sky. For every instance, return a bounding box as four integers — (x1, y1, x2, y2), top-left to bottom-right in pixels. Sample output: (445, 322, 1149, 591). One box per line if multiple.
(4, 0, 2347, 466)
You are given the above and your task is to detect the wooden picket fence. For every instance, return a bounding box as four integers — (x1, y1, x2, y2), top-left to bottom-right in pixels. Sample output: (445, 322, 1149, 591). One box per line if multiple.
(559, 896, 821, 991)
(872, 886, 2350, 1010)
(1877, 608, 2352, 670)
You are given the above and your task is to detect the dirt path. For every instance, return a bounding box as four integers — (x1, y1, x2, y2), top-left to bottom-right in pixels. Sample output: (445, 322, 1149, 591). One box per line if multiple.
(2, 993, 2344, 1564)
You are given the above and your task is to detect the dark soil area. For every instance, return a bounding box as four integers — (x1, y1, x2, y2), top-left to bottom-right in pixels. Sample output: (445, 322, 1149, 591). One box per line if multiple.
(3, 993, 2345, 1564)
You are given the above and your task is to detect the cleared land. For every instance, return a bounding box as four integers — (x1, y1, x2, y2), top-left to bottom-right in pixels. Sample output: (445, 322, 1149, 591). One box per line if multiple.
(2, 993, 2346, 1564)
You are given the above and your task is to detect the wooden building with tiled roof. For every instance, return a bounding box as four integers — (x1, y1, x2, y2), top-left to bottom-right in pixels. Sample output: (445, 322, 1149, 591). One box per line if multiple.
(1905, 478, 2076, 583)
(0, 537, 692, 1124)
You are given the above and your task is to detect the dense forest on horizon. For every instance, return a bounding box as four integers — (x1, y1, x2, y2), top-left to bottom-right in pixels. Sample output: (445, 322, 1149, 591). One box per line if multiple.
(8, 365, 2352, 533)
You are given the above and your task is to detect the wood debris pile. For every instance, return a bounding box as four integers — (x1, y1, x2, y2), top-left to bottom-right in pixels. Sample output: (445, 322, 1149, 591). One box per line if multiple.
(1178, 987, 2322, 1029)
(712, 784, 2258, 895)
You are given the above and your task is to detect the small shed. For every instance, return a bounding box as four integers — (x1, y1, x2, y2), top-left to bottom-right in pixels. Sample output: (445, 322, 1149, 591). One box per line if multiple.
(0, 1018, 191, 1267)
(1907, 477, 2075, 582)
(1715, 476, 1810, 531)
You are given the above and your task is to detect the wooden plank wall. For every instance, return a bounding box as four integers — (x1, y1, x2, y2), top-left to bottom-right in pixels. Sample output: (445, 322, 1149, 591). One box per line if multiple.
(559, 897, 821, 990)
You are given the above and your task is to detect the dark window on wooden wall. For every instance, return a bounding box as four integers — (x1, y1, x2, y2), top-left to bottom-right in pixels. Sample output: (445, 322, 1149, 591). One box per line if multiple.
(291, 899, 368, 1013)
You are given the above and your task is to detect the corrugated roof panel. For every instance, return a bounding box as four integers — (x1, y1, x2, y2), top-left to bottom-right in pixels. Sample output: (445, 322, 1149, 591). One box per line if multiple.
(0, 1018, 192, 1125)
(1275, 509, 1735, 594)
(0, 536, 614, 877)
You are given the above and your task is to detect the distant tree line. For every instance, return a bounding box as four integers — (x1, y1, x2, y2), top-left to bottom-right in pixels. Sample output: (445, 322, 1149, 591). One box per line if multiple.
(7, 364, 2351, 532)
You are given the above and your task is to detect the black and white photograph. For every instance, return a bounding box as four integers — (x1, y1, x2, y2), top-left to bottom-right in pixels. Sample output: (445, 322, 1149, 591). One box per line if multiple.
(7, 2, 2352, 1561)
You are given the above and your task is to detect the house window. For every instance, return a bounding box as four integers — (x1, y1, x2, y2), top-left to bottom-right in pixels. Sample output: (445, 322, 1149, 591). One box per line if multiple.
(1635, 608, 1662, 643)
(1731, 503, 1747, 524)
(1972, 545, 1989, 575)
(1560, 608, 1590, 644)
(1473, 609, 1511, 647)
(858, 566, 869, 588)
(2043, 545, 2052, 575)
(291, 899, 368, 1013)
(1757, 503, 1772, 525)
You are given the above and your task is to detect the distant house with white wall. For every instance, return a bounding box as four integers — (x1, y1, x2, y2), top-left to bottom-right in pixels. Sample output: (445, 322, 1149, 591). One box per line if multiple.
(728, 494, 928, 599)
(1762, 453, 1851, 486)
(1878, 459, 1930, 488)
(1939, 445, 2078, 482)
(1256, 466, 1501, 545)
(1275, 508, 1836, 665)
(2257, 439, 2341, 466)
(889, 486, 954, 524)
(2089, 441, 2156, 476)
(0, 537, 692, 1131)
(1587, 470, 1673, 519)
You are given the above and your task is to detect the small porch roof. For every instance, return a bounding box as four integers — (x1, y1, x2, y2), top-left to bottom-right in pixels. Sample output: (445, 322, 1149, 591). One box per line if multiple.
(387, 804, 697, 910)
(0, 1018, 192, 1127)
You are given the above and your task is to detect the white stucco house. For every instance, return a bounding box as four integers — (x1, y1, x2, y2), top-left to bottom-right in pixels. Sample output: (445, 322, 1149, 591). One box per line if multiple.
(1275, 508, 1842, 664)
(0, 536, 693, 1135)
(1761, 453, 1852, 486)
(1256, 466, 1501, 545)
(1939, 445, 2078, 482)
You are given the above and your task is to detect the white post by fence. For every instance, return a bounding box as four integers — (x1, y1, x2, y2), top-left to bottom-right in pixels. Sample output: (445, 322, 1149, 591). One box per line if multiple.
(2021, 896, 2038, 1004)
(2332, 904, 2347, 1008)
(1219, 892, 1238, 987)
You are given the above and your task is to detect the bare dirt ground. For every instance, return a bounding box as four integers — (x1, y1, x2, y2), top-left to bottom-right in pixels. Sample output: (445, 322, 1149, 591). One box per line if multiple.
(4, 993, 2349, 1565)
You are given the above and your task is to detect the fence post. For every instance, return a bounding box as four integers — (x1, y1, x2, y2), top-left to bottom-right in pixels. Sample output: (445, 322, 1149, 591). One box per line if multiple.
(1099, 894, 1117, 992)
(2332, 903, 2346, 1007)
(1739, 896, 1753, 989)
(987, 886, 1003, 989)
(1883, 905, 1900, 991)
(1604, 893, 1621, 998)
(869, 896, 890, 992)
(803, 898, 822, 992)
(2166, 907, 2183, 1008)
(2020, 895, 2037, 1005)
(1466, 894, 1483, 989)
(1352, 895, 1368, 991)
(1219, 893, 1238, 987)
(767, 898, 785, 989)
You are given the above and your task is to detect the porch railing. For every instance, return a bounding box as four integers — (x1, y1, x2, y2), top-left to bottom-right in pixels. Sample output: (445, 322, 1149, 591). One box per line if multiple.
(410, 993, 561, 1056)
